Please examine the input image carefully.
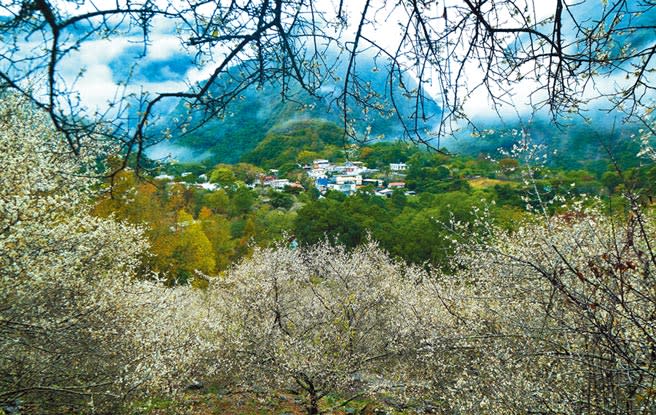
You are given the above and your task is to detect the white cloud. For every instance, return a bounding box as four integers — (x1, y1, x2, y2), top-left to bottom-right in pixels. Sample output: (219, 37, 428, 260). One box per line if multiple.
(56, 31, 194, 111)
(147, 34, 186, 60)
(6, 0, 652, 130)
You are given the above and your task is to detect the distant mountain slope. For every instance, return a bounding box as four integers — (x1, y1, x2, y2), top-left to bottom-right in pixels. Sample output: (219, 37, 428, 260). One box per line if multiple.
(140, 0, 654, 166)
(445, 116, 642, 174)
(241, 119, 344, 169)
(150, 54, 441, 164)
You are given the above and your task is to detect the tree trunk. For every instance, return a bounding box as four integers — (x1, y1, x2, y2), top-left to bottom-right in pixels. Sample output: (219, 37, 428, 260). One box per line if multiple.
(308, 394, 319, 415)
(306, 383, 319, 415)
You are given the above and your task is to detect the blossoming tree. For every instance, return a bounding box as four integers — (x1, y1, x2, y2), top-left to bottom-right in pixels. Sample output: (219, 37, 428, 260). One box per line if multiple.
(209, 240, 429, 414)
(0, 96, 220, 414)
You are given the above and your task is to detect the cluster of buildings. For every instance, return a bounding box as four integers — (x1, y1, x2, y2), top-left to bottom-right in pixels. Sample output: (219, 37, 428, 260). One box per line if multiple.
(154, 172, 222, 192)
(259, 175, 304, 191)
(154, 159, 411, 198)
(304, 159, 410, 197)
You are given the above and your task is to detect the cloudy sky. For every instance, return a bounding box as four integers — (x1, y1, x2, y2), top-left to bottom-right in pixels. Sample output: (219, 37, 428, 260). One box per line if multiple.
(47, 1, 530, 119)
(3, 0, 655, 132)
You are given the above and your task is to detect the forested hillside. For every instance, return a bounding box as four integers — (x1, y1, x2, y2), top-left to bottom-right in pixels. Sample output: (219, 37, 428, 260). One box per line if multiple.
(5, 96, 656, 414)
(152, 55, 441, 164)
(90, 118, 656, 285)
(2, 0, 656, 414)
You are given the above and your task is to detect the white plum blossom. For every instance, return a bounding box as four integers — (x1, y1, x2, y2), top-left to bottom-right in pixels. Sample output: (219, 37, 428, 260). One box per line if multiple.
(204, 240, 429, 414)
(0, 95, 219, 414)
(419, 206, 656, 413)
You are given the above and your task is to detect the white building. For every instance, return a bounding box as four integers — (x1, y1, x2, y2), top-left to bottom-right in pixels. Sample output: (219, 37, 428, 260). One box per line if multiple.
(375, 189, 394, 197)
(390, 162, 408, 172)
(328, 182, 357, 194)
(335, 175, 362, 186)
(308, 168, 327, 179)
(264, 179, 291, 189)
(388, 181, 406, 189)
(334, 161, 366, 175)
(313, 159, 331, 170)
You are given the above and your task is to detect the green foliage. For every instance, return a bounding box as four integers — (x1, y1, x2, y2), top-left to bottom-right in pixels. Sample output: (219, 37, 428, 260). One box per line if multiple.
(295, 198, 366, 247)
(97, 133, 656, 275)
(358, 141, 421, 169)
(269, 190, 294, 209)
(231, 162, 264, 183)
(454, 117, 643, 173)
(209, 165, 236, 184)
(405, 152, 452, 191)
(242, 119, 344, 170)
(229, 186, 257, 216)
(294, 189, 492, 267)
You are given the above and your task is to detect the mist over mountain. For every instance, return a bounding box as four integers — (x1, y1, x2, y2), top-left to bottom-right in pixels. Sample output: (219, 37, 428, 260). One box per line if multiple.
(441, 115, 643, 173)
(45, 0, 654, 166)
(146, 52, 441, 164)
(440, 0, 656, 167)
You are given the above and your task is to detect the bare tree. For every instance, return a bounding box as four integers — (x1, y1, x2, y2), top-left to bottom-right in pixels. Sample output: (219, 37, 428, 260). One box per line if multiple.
(0, 0, 654, 172)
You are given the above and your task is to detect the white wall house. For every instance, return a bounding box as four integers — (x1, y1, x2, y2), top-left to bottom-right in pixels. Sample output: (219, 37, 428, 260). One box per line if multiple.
(308, 168, 327, 179)
(390, 163, 407, 172)
(335, 175, 362, 186)
(334, 161, 366, 175)
(264, 179, 291, 189)
(313, 159, 331, 170)
(328, 182, 357, 194)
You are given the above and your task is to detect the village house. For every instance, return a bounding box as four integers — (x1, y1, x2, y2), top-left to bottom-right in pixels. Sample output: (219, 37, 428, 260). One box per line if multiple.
(328, 182, 357, 194)
(316, 177, 329, 192)
(312, 159, 331, 170)
(362, 178, 384, 188)
(335, 174, 363, 186)
(334, 161, 366, 175)
(275, 158, 416, 197)
(390, 162, 408, 172)
(307, 167, 327, 179)
(264, 178, 291, 189)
